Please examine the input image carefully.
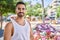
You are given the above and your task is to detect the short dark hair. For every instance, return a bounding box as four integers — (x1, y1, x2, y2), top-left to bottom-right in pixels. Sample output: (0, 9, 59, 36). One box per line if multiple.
(16, 2, 26, 7)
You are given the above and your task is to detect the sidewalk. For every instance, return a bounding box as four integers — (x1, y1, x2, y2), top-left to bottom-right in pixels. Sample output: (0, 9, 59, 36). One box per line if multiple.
(0, 37, 3, 40)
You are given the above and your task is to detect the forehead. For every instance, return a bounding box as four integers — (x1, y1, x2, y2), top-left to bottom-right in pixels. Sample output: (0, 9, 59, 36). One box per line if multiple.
(16, 4, 25, 8)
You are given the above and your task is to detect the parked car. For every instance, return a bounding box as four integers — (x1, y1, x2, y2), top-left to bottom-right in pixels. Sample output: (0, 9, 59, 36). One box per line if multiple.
(6, 15, 16, 21)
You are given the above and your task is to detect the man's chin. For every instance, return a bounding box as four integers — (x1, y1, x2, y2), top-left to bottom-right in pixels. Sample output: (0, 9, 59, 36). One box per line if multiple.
(18, 15, 24, 18)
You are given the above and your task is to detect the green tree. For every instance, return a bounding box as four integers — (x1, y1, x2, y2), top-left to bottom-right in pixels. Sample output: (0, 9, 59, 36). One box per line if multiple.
(26, 3, 42, 17)
(0, 0, 15, 29)
(56, 6, 60, 18)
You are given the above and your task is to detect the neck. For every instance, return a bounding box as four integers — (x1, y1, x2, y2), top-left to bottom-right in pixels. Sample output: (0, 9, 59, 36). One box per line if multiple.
(16, 16, 24, 21)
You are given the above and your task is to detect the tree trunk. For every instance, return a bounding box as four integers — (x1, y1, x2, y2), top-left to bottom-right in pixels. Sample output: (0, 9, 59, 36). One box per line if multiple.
(41, 0, 45, 23)
(0, 12, 2, 29)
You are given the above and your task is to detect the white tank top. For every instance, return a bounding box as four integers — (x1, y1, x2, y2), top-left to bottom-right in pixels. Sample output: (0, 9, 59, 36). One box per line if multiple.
(10, 18, 30, 40)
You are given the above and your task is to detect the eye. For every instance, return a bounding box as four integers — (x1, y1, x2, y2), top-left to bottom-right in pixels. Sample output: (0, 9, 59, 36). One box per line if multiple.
(18, 8, 21, 10)
(22, 8, 25, 10)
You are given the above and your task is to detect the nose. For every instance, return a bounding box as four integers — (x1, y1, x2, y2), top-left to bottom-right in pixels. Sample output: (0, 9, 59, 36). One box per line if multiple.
(20, 9, 23, 12)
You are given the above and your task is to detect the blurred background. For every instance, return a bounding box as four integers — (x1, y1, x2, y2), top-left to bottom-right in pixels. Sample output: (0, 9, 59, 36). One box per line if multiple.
(0, 0, 60, 40)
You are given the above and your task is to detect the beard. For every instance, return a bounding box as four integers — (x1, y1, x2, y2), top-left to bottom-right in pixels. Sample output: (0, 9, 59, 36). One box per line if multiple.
(17, 12, 24, 17)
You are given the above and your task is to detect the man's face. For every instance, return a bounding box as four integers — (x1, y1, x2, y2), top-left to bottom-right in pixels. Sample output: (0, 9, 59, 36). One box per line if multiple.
(15, 4, 26, 17)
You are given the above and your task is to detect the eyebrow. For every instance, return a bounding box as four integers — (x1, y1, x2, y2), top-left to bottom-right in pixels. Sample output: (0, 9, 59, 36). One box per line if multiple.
(18, 7, 25, 9)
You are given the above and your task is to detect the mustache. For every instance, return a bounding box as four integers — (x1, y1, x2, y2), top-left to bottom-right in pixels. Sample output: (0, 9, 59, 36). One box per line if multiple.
(18, 12, 24, 14)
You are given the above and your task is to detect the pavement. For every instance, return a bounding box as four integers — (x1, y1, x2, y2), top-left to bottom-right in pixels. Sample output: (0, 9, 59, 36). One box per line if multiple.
(0, 37, 3, 40)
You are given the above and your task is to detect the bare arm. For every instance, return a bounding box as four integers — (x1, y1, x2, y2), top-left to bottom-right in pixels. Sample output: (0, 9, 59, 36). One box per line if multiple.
(4, 22, 13, 40)
(30, 26, 34, 40)
(28, 21, 34, 40)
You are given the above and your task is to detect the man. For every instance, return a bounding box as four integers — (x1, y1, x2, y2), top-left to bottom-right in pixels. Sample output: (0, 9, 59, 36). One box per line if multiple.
(4, 2, 34, 40)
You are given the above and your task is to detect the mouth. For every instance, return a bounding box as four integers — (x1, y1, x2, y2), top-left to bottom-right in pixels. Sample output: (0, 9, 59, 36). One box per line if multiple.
(18, 12, 24, 14)
(17, 12, 24, 17)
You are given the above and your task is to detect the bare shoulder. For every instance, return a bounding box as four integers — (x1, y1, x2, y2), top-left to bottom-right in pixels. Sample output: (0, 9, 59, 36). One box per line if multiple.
(4, 22, 13, 30)
(4, 22, 13, 40)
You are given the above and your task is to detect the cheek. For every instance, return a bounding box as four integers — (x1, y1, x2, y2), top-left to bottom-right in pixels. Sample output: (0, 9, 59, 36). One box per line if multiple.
(15, 9, 19, 13)
(24, 10, 26, 13)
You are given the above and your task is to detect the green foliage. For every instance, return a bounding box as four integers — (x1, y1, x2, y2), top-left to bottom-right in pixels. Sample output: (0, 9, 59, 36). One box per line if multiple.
(0, 0, 15, 16)
(26, 2, 42, 17)
(0, 0, 42, 17)
(56, 6, 60, 18)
